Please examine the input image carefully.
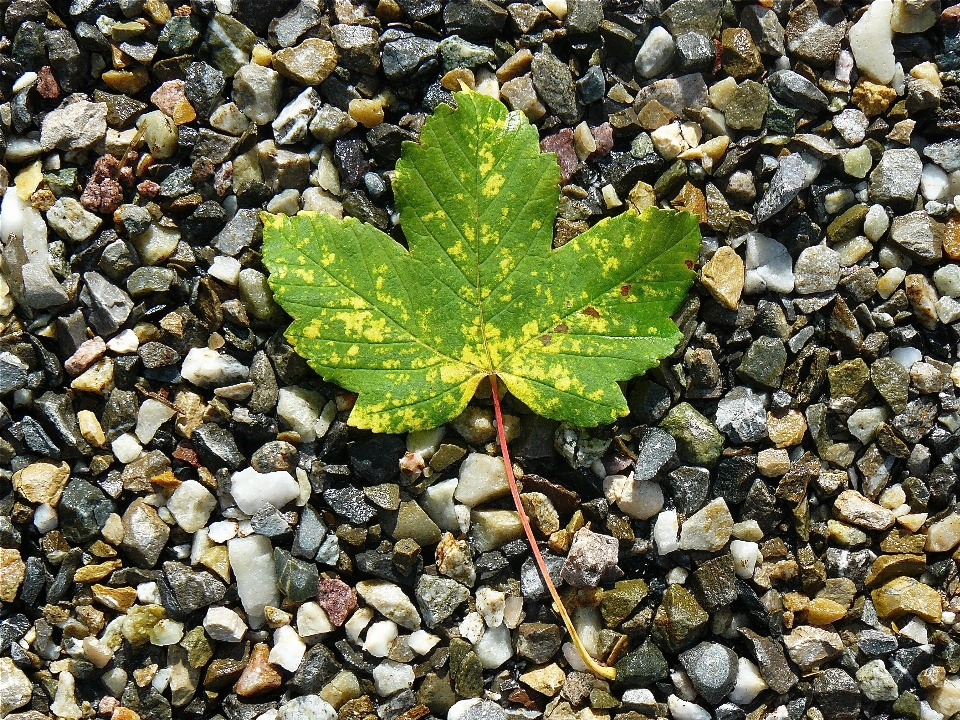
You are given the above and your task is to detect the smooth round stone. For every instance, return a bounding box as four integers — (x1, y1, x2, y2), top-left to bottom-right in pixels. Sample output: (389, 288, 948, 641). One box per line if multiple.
(635, 27, 676, 78)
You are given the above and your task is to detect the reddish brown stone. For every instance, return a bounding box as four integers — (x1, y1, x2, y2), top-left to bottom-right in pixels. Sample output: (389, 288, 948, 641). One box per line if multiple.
(316, 578, 357, 626)
(540, 128, 578, 183)
(36, 66, 60, 99)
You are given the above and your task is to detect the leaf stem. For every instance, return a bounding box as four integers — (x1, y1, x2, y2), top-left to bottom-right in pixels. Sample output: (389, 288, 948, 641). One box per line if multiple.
(488, 375, 617, 681)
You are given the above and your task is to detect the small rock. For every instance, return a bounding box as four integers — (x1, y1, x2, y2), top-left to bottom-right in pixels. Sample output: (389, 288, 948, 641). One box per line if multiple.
(680, 642, 739, 704)
(679, 498, 734, 551)
(560, 527, 619, 587)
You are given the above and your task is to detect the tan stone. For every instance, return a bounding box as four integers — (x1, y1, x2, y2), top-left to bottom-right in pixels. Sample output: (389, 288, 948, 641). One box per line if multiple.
(701, 247, 746, 311)
(0, 548, 26, 603)
(520, 663, 567, 696)
(766, 410, 807, 448)
(13, 461, 71, 504)
(865, 554, 927, 587)
(234, 643, 283, 697)
(944, 213, 960, 260)
(757, 448, 791, 477)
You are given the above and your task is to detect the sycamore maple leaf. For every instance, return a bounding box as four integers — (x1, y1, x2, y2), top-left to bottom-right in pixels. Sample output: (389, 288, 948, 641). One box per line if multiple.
(262, 91, 701, 434)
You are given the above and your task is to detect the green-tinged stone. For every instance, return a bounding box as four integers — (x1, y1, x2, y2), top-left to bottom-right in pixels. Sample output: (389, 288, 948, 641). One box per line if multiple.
(828, 204, 869, 243)
(453, 650, 483, 698)
(44, 168, 79, 197)
(430, 444, 467, 471)
(111, 21, 146, 41)
(274, 548, 320, 603)
(364, 483, 401, 510)
(766, 96, 802, 135)
(419, 673, 458, 714)
(590, 688, 621, 709)
(614, 639, 669, 686)
(654, 160, 688, 200)
(737, 335, 786, 388)
(122, 604, 167, 645)
(651, 584, 708, 653)
(871, 357, 909, 413)
(724, 80, 769, 131)
(181, 626, 213, 668)
(388, 500, 442, 546)
(601, 578, 649, 627)
(828, 358, 873, 403)
(203, 13, 255, 76)
(893, 691, 921, 720)
(660, 402, 723, 467)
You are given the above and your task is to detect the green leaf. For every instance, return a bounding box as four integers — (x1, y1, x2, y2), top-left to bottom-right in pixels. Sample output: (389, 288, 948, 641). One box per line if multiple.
(263, 91, 701, 433)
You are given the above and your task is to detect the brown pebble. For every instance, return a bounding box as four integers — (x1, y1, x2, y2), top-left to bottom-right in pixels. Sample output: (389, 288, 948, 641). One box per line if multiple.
(233, 643, 283, 697)
(316, 578, 358, 626)
(36, 66, 60, 99)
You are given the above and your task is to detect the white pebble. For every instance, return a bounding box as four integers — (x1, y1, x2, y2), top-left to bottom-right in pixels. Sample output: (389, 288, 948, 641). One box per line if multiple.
(407, 427, 445, 460)
(363, 620, 399, 657)
(421, 478, 460, 532)
(730, 540, 761, 579)
(208, 520, 238, 543)
(448, 700, 481, 720)
(729, 658, 768, 704)
(149, 618, 184, 645)
(297, 602, 335, 639)
(111, 433, 142, 463)
(269, 625, 307, 672)
(474, 623, 513, 669)
(922, 164, 951, 202)
(209, 256, 242, 285)
(847, 407, 889, 444)
(50, 671, 83, 720)
(542, 0, 566, 18)
(635, 26, 675, 78)
(345, 607, 374, 644)
(743, 232, 794, 294)
(654, 509, 680, 554)
(230, 467, 300, 515)
(667, 694, 711, 720)
(849, 0, 895, 84)
(679, 498, 733, 551)
(408, 630, 441, 655)
(33, 503, 58, 533)
(372, 660, 415, 696)
(228, 535, 280, 629)
(459, 612, 485, 644)
(135, 398, 177, 444)
(934, 265, 960, 298)
(181, 347, 250, 388)
(890, 346, 922, 370)
(106, 329, 140, 353)
(277, 386, 327, 443)
(475, 586, 506, 628)
(604, 474, 664, 520)
(204, 606, 248, 642)
(138, 581, 162, 604)
(864, 204, 890, 241)
(167, 480, 218, 533)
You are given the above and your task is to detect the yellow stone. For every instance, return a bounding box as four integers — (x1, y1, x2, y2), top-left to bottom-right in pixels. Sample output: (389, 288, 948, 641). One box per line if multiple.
(852, 80, 898, 116)
(252, 44, 273, 66)
(200, 545, 231, 582)
(0, 548, 26, 603)
(348, 98, 384, 129)
(700, 246, 744, 310)
(15, 160, 44, 201)
(172, 99, 197, 125)
(102, 68, 150, 95)
(92, 584, 139, 612)
(766, 410, 807, 448)
(806, 598, 847, 625)
(871, 576, 942, 623)
(627, 181, 656, 213)
(944, 212, 960, 261)
(144, 0, 171, 22)
(441, 68, 476, 91)
(71, 358, 115, 395)
(74, 560, 123, 583)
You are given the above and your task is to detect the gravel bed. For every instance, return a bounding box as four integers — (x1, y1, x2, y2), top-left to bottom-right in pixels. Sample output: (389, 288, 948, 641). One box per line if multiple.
(1, 0, 959, 720)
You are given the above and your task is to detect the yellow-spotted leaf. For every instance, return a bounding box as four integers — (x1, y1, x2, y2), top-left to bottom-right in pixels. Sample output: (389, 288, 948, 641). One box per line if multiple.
(262, 91, 701, 433)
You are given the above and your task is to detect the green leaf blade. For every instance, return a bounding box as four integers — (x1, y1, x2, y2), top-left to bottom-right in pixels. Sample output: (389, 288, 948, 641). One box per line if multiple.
(262, 91, 701, 434)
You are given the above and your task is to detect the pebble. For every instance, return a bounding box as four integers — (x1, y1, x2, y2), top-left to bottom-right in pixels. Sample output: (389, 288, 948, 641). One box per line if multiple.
(679, 498, 734, 551)
(40, 100, 107, 151)
(744, 232, 795, 294)
(204, 606, 249, 642)
(869, 148, 923, 207)
(230, 467, 300, 515)
(167, 480, 218, 533)
(635, 27, 675, 78)
(680, 642, 739, 704)
(849, 0, 895, 84)
(794, 244, 841, 294)
(716, 388, 767, 443)
(700, 246, 744, 309)
(357, 580, 421, 629)
(229, 535, 280, 628)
